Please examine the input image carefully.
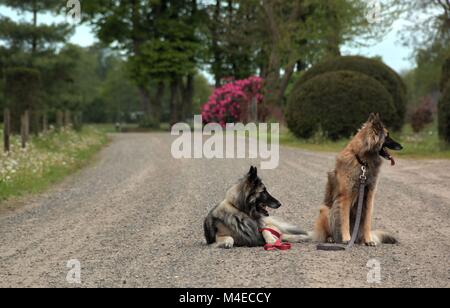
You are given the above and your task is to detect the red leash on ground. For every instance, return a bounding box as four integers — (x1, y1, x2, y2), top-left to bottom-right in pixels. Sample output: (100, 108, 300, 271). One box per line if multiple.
(259, 228, 292, 251)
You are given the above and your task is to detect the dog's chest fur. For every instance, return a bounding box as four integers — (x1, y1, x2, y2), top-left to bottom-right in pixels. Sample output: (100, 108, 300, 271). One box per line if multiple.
(341, 154, 382, 192)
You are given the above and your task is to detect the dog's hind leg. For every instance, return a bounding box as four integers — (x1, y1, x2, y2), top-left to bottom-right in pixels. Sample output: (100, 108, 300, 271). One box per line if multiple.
(263, 217, 307, 235)
(261, 227, 281, 244)
(281, 233, 311, 243)
(313, 206, 331, 242)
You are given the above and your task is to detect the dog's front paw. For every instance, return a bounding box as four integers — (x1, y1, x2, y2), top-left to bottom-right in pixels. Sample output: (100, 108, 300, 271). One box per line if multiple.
(341, 234, 351, 245)
(216, 237, 234, 249)
(326, 237, 335, 244)
(365, 241, 378, 247)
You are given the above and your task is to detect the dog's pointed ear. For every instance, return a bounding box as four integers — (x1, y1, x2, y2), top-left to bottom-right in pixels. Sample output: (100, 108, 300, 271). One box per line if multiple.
(368, 113, 384, 134)
(368, 113, 382, 125)
(247, 166, 258, 181)
(368, 113, 377, 123)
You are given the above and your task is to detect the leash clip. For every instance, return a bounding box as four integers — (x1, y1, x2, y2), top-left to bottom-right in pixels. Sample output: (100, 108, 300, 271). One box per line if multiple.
(360, 166, 367, 182)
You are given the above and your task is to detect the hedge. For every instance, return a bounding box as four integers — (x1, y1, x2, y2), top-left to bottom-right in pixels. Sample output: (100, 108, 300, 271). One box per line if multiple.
(441, 56, 450, 92)
(286, 71, 397, 140)
(297, 56, 407, 131)
(438, 82, 450, 142)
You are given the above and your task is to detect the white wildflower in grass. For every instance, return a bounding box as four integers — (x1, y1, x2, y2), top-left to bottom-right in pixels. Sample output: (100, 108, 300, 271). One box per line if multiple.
(0, 126, 106, 200)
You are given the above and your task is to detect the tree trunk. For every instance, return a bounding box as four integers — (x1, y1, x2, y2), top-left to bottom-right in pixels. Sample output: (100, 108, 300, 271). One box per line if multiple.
(73, 111, 83, 131)
(170, 78, 180, 125)
(212, 0, 223, 87)
(152, 81, 165, 128)
(32, 0, 38, 54)
(4, 108, 10, 153)
(277, 63, 296, 104)
(324, 2, 342, 58)
(64, 110, 72, 127)
(21, 110, 30, 149)
(138, 86, 153, 119)
(262, 1, 282, 107)
(263, 47, 282, 106)
(131, 0, 156, 123)
(30, 109, 40, 136)
(261, 0, 302, 107)
(248, 97, 258, 124)
(183, 74, 194, 120)
(42, 112, 48, 134)
(56, 110, 64, 131)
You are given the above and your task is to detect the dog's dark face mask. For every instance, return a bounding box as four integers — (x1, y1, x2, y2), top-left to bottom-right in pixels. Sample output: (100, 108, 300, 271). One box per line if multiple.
(244, 166, 282, 218)
(379, 134, 403, 165)
(368, 113, 404, 166)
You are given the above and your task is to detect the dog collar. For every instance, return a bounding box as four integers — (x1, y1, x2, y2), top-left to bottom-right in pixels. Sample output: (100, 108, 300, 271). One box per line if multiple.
(355, 155, 369, 168)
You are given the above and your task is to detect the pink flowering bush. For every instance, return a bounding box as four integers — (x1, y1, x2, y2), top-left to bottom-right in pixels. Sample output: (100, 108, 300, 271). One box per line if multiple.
(201, 76, 264, 126)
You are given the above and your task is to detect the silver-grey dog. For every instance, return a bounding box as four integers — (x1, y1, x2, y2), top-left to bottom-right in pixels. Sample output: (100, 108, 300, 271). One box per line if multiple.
(204, 166, 308, 249)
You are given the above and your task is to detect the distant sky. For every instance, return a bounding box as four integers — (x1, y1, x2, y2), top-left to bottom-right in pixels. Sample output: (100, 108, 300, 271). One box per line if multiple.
(342, 19, 414, 74)
(0, 4, 414, 75)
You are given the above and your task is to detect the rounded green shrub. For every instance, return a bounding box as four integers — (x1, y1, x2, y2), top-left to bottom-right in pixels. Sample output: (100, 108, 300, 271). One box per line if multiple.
(438, 82, 450, 142)
(441, 56, 450, 92)
(286, 71, 397, 140)
(298, 56, 407, 131)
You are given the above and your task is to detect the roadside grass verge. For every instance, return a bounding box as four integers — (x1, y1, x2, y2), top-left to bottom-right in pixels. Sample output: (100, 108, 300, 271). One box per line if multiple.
(255, 122, 450, 159)
(92, 123, 172, 133)
(0, 126, 108, 203)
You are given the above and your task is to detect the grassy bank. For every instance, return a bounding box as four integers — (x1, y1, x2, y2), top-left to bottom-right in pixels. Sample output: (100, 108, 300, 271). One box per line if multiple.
(277, 122, 450, 159)
(0, 126, 108, 202)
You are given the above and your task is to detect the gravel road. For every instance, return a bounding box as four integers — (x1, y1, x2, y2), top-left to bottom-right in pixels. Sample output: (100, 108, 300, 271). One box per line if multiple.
(0, 133, 449, 288)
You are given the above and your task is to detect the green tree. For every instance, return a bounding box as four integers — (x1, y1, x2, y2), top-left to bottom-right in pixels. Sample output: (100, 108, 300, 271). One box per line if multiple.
(403, 43, 450, 105)
(83, 0, 156, 123)
(129, 0, 203, 125)
(205, 0, 395, 109)
(4, 67, 41, 132)
(0, 0, 72, 132)
(395, 1, 450, 52)
(205, 0, 260, 86)
(0, 0, 71, 56)
(442, 56, 450, 91)
(84, 0, 204, 126)
(98, 59, 141, 123)
(395, 1, 450, 104)
(193, 74, 213, 114)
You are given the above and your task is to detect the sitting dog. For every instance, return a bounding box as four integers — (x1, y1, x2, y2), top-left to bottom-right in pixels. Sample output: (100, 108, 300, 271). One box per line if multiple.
(313, 113, 402, 246)
(204, 166, 307, 249)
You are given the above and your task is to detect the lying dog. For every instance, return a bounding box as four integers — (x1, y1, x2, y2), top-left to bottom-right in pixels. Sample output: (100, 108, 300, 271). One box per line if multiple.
(313, 113, 403, 246)
(204, 166, 307, 249)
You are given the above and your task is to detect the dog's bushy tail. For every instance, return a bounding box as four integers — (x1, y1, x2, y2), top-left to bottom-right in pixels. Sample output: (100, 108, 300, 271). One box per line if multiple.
(203, 215, 216, 245)
(372, 230, 398, 245)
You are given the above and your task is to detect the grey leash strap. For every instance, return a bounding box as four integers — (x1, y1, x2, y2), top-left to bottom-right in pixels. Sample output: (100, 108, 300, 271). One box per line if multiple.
(317, 166, 367, 251)
(345, 166, 367, 250)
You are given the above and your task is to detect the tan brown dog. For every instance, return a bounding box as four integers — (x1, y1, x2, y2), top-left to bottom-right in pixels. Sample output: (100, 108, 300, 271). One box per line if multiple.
(313, 113, 402, 246)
